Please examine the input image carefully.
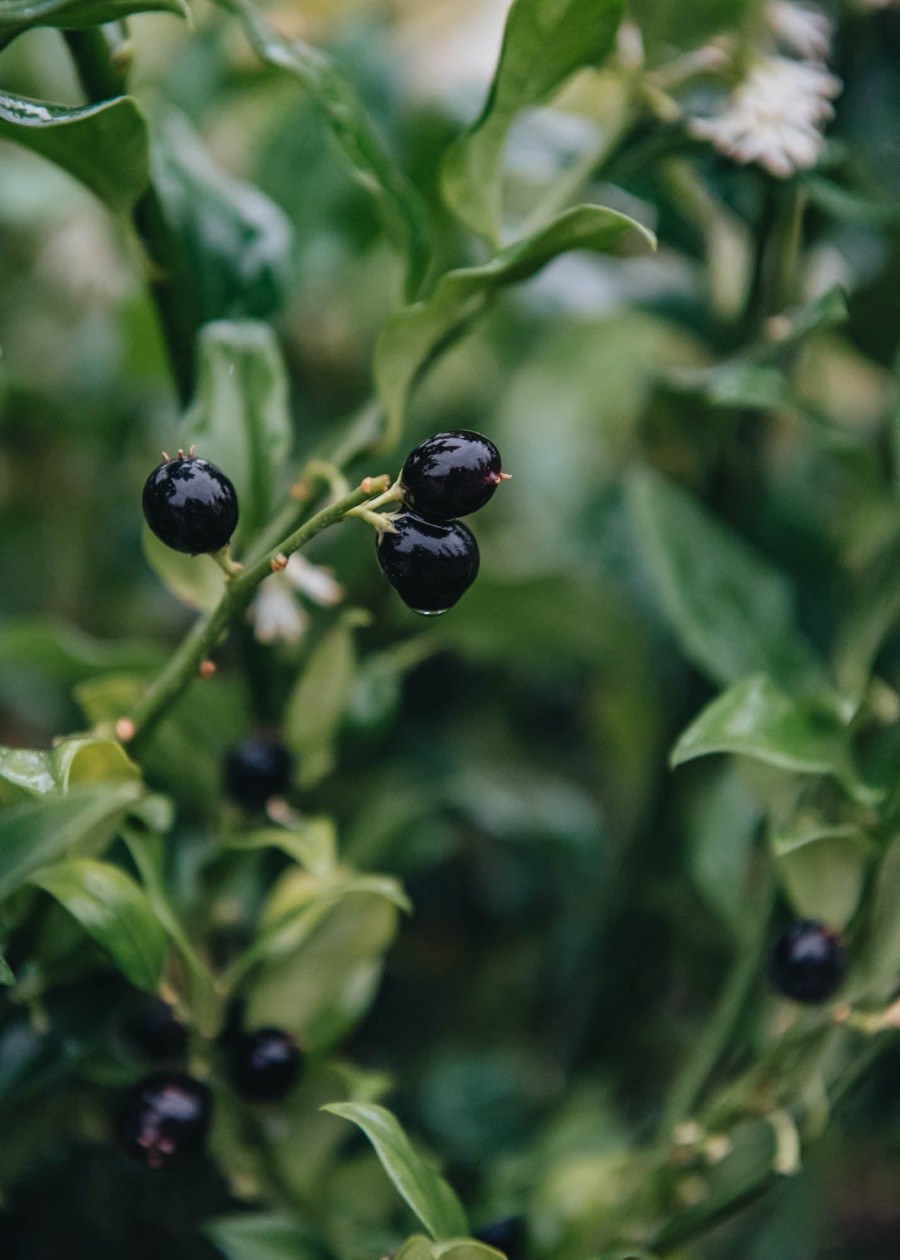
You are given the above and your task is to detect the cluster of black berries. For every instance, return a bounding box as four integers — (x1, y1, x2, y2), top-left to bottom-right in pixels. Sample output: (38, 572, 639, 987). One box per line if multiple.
(769, 919, 846, 1004)
(377, 430, 507, 616)
(118, 1000, 301, 1171)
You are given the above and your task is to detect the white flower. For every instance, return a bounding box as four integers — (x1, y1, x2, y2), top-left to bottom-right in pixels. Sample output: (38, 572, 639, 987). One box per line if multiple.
(247, 555, 344, 645)
(765, 2, 832, 60)
(250, 580, 310, 645)
(281, 553, 344, 605)
(689, 55, 842, 178)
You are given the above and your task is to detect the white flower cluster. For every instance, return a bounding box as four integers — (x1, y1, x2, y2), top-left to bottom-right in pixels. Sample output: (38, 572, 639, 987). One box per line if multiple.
(688, 2, 842, 179)
(249, 553, 344, 645)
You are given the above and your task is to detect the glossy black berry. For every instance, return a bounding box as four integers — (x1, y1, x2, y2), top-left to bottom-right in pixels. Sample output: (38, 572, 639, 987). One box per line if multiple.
(117, 1072, 211, 1170)
(142, 455, 239, 555)
(122, 999, 187, 1062)
(770, 920, 846, 1004)
(376, 511, 479, 615)
(224, 736, 294, 810)
(400, 430, 505, 519)
(475, 1217, 527, 1260)
(229, 1028, 301, 1102)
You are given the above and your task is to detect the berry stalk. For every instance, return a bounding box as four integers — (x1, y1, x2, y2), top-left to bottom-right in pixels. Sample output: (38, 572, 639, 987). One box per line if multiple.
(126, 477, 389, 750)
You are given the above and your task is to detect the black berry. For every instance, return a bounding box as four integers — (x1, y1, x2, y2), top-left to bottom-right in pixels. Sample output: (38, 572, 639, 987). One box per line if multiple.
(770, 920, 846, 1004)
(117, 1072, 211, 1169)
(400, 430, 505, 520)
(229, 1028, 301, 1102)
(142, 455, 239, 555)
(224, 736, 294, 810)
(376, 511, 479, 615)
(475, 1217, 527, 1260)
(122, 999, 187, 1062)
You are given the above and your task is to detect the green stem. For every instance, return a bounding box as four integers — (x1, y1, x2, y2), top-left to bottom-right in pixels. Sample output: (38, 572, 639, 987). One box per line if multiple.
(659, 876, 776, 1137)
(127, 478, 388, 749)
(63, 28, 197, 406)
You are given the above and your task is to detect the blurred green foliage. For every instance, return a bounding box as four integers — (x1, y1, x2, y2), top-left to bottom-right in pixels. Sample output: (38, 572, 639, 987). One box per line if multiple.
(3, 1, 900, 1258)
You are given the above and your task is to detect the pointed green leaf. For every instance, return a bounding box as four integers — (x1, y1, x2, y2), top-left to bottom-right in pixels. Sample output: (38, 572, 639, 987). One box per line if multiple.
(219, 0, 430, 296)
(31, 859, 167, 991)
(227, 818, 338, 877)
(772, 825, 872, 929)
(375, 205, 654, 443)
(0, 955, 14, 986)
(152, 110, 293, 325)
(51, 735, 141, 790)
(628, 468, 826, 694)
(284, 612, 370, 787)
(184, 322, 293, 543)
(0, 618, 163, 684)
(0, 92, 149, 214)
(671, 675, 876, 804)
(233, 872, 410, 984)
(205, 1212, 324, 1260)
(0, 0, 187, 48)
(441, 0, 625, 238)
(0, 782, 142, 903)
(0, 748, 56, 805)
(322, 1102, 468, 1239)
(142, 527, 227, 613)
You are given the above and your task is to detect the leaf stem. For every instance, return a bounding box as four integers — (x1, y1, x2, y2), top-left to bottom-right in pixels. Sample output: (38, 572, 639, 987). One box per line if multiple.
(126, 478, 388, 749)
(63, 27, 196, 406)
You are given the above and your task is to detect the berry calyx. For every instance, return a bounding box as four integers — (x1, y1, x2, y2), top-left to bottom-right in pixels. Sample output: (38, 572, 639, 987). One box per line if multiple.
(122, 999, 187, 1062)
(142, 454, 239, 555)
(400, 431, 506, 520)
(229, 1028, 301, 1102)
(376, 511, 479, 615)
(224, 736, 294, 810)
(770, 920, 846, 1004)
(475, 1217, 527, 1260)
(117, 1072, 211, 1169)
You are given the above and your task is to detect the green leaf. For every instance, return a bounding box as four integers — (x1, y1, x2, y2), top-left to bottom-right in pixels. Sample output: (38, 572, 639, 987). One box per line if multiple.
(772, 825, 871, 929)
(395, 1241, 506, 1260)
(51, 735, 141, 790)
(686, 766, 761, 934)
(321, 1102, 469, 1240)
(234, 871, 410, 984)
(628, 0, 753, 59)
(0, 748, 56, 805)
(0, 955, 14, 986)
(152, 109, 293, 325)
(226, 818, 338, 877)
(219, 0, 430, 296)
(284, 612, 370, 787)
(375, 205, 654, 442)
(244, 888, 402, 1050)
(0, 92, 149, 214)
(0, 618, 164, 684)
(441, 0, 626, 239)
(122, 827, 222, 1035)
(627, 468, 826, 694)
(863, 835, 900, 997)
(142, 527, 227, 613)
(30, 858, 167, 991)
(0, 0, 187, 48)
(671, 675, 875, 804)
(205, 1212, 324, 1260)
(184, 322, 293, 543)
(0, 782, 142, 903)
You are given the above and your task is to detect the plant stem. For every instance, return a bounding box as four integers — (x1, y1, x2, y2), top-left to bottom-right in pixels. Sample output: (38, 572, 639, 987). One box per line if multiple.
(127, 478, 388, 749)
(63, 28, 196, 406)
(658, 875, 776, 1137)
